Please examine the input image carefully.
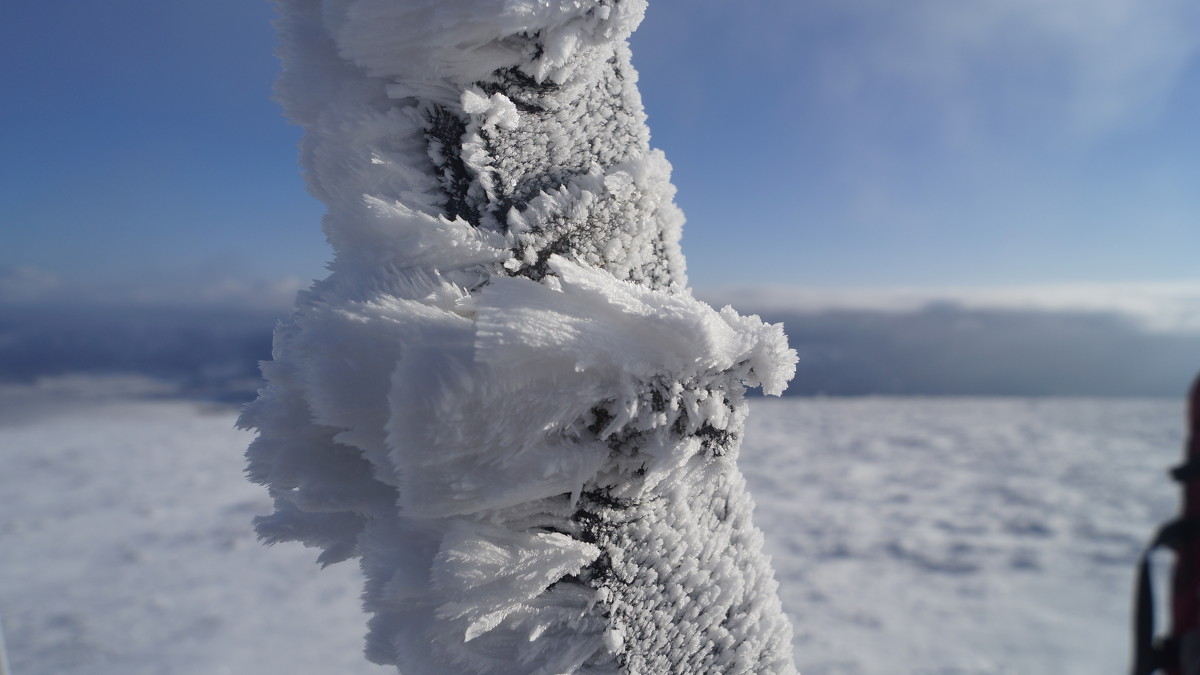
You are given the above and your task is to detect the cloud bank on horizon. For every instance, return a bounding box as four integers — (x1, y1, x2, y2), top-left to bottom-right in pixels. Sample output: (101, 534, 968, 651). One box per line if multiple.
(0, 265, 307, 311)
(7, 258, 1200, 334)
(703, 280, 1200, 334)
(3, 267, 1196, 399)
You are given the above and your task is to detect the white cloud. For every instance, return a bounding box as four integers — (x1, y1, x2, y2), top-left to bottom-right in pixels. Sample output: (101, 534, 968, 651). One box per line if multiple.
(0, 271, 307, 311)
(125, 276, 307, 310)
(0, 266, 63, 303)
(700, 280, 1200, 333)
(815, 0, 1200, 140)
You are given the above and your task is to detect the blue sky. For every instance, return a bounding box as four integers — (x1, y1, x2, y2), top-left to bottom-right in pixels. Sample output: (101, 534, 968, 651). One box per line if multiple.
(3, 0, 1199, 307)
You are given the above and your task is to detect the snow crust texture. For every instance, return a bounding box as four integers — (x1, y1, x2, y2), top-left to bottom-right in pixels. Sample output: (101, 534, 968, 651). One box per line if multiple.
(244, 1, 798, 672)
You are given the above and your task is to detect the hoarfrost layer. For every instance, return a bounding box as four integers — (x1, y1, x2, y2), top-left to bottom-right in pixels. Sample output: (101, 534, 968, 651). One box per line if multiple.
(244, 1, 798, 672)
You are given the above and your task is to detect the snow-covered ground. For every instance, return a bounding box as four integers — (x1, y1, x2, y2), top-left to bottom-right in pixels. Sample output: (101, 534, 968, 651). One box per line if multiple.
(746, 396, 1180, 675)
(0, 378, 1184, 674)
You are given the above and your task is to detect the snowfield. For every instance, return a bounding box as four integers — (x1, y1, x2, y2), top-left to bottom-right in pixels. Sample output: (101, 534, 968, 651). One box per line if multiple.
(745, 396, 1180, 675)
(0, 378, 1183, 674)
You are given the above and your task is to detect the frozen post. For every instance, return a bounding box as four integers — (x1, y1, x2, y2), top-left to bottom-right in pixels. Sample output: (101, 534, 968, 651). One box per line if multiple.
(242, 0, 799, 672)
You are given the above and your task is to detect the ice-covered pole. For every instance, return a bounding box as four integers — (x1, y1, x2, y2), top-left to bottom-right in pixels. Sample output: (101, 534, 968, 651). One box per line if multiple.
(241, 0, 800, 672)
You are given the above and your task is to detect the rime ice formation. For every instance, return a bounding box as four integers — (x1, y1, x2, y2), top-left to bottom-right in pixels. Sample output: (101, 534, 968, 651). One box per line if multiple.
(241, 1, 800, 673)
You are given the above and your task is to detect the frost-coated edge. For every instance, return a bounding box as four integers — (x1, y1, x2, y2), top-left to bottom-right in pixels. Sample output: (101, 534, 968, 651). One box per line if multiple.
(244, 1, 800, 672)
